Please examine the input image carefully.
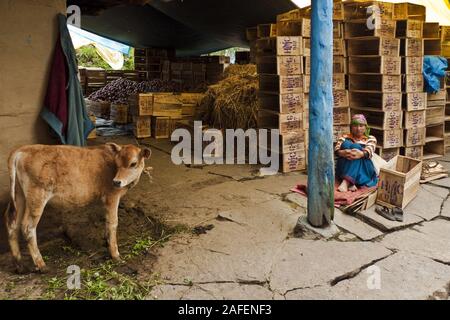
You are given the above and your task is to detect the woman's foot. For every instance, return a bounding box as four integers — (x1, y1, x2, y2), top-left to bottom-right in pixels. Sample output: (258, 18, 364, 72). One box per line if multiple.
(349, 185, 358, 192)
(338, 180, 349, 192)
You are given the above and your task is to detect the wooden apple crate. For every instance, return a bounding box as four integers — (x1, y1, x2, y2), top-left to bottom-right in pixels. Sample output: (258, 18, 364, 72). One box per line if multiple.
(343, 1, 394, 21)
(401, 146, 423, 160)
(132, 116, 151, 139)
(402, 92, 427, 111)
(401, 57, 423, 75)
(349, 75, 401, 93)
(371, 128, 403, 149)
(152, 93, 183, 117)
(256, 55, 303, 77)
(151, 116, 170, 139)
(246, 27, 258, 41)
(402, 74, 424, 93)
(333, 90, 349, 108)
(344, 20, 396, 39)
(348, 56, 401, 75)
(423, 22, 440, 39)
(256, 37, 303, 56)
(257, 109, 303, 135)
(399, 38, 423, 57)
(426, 106, 445, 126)
(333, 125, 349, 143)
(258, 74, 303, 95)
(393, 3, 425, 21)
(347, 38, 399, 57)
(257, 24, 277, 38)
(424, 39, 442, 56)
(395, 20, 423, 39)
(333, 107, 351, 126)
(276, 18, 310, 38)
(110, 104, 128, 124)
(404, 127, 426, 147)
(404, 110, 426, 129)
(376, 146, 400, 162)
(128, 93, 153, 116)
(258, 92, 304, 114)
(350, 92, 402, 111)
(376, 156, 422, 209)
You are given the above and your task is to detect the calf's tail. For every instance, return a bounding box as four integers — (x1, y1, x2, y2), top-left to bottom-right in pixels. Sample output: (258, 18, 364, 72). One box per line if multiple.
(5, 150, 20, 224)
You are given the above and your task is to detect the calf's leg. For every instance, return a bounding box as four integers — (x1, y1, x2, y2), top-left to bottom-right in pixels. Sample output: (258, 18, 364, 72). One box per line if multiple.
(5, 188, 26, 273)
(104, 196, 121, 262)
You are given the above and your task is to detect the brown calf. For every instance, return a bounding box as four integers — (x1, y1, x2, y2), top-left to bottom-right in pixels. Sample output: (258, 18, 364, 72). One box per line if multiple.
(4, 143, 151, 273)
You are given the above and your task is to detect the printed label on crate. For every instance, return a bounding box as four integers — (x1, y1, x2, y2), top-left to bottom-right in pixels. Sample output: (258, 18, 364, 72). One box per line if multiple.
(385, 130, 402, 148)
(281, 93, 303, 114)
(386, 111, 402, 129)
(280, 76, 303, 94)
(383, 57, 401, 74)
(277, 37, 302, 56)
(379, 148, 399, 162)
(283, 151, 306, 173)
(383, 93, 402, 111)
(332, 74, 345, 91)
(404, 146, 423, 159)
(377, 20, 396, 38)
(405, 110, 426, 128)
(404, 57, 423, 74)
(333, 2, 344, 20)
(281, 133, 305, 153)
(333, 90, 349, 107)
(277, 56, 302, 76)
(405, 127, 425, 147)
(405, 75, 424, 93)
(405, 39, 423, 57)
(378, 176, 404, 208)
(333, 39, 345, 56)
(406, 93, 426, 110)
(280, 113, 303, 134)
(333, 108, 350, 125)
(407, 21, 423, 38)
(333, 125, 349, 143)
(383, 76, 401, 92)
(333, 56, 345, 74)
(381, 38, 400, 56)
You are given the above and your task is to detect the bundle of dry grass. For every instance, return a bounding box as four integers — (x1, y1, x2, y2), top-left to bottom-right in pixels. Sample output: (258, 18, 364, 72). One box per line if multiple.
(199, 64, 258, 130)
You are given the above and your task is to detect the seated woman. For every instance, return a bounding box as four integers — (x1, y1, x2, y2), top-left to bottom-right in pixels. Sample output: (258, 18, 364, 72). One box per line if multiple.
(335, 114, 378, 192)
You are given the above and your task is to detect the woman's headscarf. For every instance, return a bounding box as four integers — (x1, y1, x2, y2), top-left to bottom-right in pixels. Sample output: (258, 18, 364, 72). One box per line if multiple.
(350, 114, 370, 137)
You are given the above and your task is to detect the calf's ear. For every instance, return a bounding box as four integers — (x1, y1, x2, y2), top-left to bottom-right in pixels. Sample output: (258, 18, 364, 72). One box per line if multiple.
(141, 147, 152, 159)
(106, 143, 122, 154)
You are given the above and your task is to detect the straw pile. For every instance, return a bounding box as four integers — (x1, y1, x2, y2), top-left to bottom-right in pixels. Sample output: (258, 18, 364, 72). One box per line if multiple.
(199, 64, 258, 130)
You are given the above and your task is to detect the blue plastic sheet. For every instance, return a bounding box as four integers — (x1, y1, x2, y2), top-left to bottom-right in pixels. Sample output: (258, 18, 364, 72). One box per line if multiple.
(423, 56, 448, 93)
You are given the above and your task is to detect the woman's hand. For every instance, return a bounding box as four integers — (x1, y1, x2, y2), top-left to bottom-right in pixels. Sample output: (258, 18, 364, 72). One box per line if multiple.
(338, 149, 364, 160)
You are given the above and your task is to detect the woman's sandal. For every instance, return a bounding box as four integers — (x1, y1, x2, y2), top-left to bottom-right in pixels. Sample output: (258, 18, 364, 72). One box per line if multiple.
(375, 206, 396, 221)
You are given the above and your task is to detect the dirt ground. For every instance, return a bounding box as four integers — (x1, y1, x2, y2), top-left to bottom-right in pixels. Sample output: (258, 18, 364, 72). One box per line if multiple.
(0, 135, 285, 299)
(0, 135, 449, 300)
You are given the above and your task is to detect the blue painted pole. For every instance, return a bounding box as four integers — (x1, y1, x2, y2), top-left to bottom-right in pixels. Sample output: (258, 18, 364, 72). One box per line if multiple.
(307, 0, 334, 227)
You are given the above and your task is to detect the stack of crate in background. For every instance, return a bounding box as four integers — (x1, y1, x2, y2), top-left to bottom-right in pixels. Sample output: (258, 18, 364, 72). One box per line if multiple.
(246, 27, 258, 64)
(128, 93, 153, 138)
(256, 26, 306, 173)
(345, 1, 403, 162)
(394, 3, 426, 160)
(441, 26, 450, 154)
(423, 22, 446, 159)
(84, 68, 107, 96)
(134, 48, 174, 80)
(177, 93, 205, 122)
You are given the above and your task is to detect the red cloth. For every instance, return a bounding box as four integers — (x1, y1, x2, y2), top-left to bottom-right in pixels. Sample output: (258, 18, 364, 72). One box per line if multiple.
(291, 183, 377, 207)
(44, 35, 69, 136)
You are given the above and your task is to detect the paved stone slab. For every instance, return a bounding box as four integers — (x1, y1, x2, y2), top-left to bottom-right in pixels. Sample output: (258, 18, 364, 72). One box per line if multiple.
(357, 207, 423, 232)
(152, 200, 298, 285)
(421, 184, 450, 199)
(403, 187, 445, 221)
(148, 284, 191, 300)
(284, 193, 308, 210)
(333, 209, 384, 241)
(295, 215, 340, 239)
(442, 198, 450, 218)
(181, 283, 274, 300)
(269, 239, 392, 294)
(242, 174, 307, 196)
(285, 252, 450, 300)
(380, 219, 450, 263)
(430, 177, 450, 189)
(207, 164, 261, 181)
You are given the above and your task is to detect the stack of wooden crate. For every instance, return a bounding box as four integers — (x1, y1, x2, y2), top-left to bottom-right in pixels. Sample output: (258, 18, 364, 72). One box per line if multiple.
(246, 27, 258, 64)
(394, 4, 426, 160)
(423, 22, 446, 159)
(134, 48, 174, 80)
(256, 30, 306, 173)
(177, 93, 205, 122)
(85, 68, 107, 96)
(128, 93, 153, 138)
(441, 26, 450, 154)
(344, 1, 403, 162)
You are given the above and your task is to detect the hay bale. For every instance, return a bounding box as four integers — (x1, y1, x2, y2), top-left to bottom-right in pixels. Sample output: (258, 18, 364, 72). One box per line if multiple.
(199, 64, 258, 130)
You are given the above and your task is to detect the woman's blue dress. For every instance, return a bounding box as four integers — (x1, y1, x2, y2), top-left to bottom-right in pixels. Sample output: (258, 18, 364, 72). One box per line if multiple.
(336, 139, 378, 187)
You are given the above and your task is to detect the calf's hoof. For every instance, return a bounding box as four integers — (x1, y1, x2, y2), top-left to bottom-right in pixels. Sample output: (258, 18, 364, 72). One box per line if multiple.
(15, 262, 29, 275)
(36, 265, 49, 274)
(111, 255, 125, 264)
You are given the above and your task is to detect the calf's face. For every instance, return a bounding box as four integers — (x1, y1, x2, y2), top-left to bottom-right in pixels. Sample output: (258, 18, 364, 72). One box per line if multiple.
(106, 143, 152, 189)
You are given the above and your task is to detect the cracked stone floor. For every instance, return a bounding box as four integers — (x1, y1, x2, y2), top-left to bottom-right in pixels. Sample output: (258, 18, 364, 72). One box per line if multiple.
(1, 136, 449, 300)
